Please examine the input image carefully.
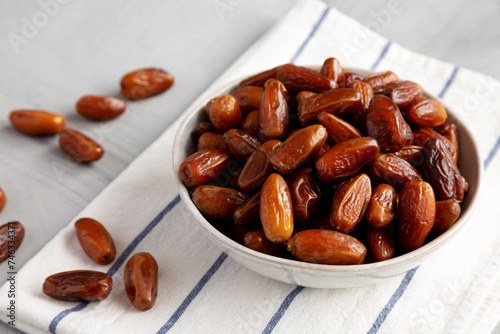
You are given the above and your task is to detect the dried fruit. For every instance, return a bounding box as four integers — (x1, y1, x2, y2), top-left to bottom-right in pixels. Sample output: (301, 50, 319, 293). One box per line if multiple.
(124, 252, 158, 311)
(192, 186, 248, 220)
(223, 128, 261, 162)
(317, 112, 361, 144)
(0, 222, 24, 263)
(120, 68, 173, 99)
(59, 128, 104, 162)
(362, 71, 399, 93)
(231, 86, 263, 113)
(276, 64, 337, 92)
(366, 224, 396, 262)
(43, 270, 112, 302)
(243, 230, 282, 256)
(238, 140, 281, 193)
(10, 110, 66, 136)
(365, 184, 397, 228)
(405, 98, 447, 127)
(289, 167, 321, 223)
(179, 149, 231, 187)
(206, 95, 242, 132)
(258, 79, 288, 142)
(76, 95, 126, 120)
(75, 218, 116, 265)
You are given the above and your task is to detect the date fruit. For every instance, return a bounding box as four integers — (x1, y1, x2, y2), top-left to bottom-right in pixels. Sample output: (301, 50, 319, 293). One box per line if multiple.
(240, 110, 259, 137)
(233, 192, 261, 229)
(244, 230, 282, 256)
(320, 57, 345, 87)
(76, 95, 126, 120)
(238, 140, 281, 193)
(366, 225, 396, 262)
(289, 167, 321, 223)
(192, 185, 248, 220)
(405, 98, 447, 127)
(206, 95, 242, 133)
(75, 218, 116, 265)
(317, 111, 361, 144)
(276, 64, 337, 92)
(197, 132, 226, 151)
(59, 128, 104, 162)
(43, 270, 112, 302)
(365, 184, 397, 228)
(383, 81, 422, 108)
(365, 153, 422, 187)
(124, 252, 158, 311)
(191, 122, 216, 142)
(0, 222, 24, 263)
(10, 110, 66, 136)
(231, 86, 263, 113)
(0, 188, 5, 213)
(362, 71, 399, 94)
(120, 68, 174, 99)
(258, 79, 288, 142)
(179, 149, 231, 187)
(223, 128, 261, 162)
(430, 200, 461, 238)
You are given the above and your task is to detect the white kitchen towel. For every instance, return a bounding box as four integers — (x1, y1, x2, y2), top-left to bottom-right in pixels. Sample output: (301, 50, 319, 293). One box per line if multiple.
(2, 0, 500, 333)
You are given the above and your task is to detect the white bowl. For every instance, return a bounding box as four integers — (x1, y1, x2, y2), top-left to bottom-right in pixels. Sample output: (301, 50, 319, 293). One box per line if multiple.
(172, 70, 482, 288)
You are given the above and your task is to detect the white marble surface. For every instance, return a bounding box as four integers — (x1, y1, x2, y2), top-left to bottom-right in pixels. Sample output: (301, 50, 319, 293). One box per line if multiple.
(0, 0, 499, 333)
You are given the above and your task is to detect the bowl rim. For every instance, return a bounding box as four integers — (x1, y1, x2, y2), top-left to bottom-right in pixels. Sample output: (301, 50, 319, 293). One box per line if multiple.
(172, 67, 483, 275)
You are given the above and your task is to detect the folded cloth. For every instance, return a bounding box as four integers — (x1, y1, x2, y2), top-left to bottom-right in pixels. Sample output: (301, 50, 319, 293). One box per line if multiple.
(2, 0, 500, 333)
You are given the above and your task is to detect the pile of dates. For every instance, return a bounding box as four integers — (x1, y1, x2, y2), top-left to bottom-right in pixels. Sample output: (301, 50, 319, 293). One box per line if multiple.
(179, 58, 467, 265)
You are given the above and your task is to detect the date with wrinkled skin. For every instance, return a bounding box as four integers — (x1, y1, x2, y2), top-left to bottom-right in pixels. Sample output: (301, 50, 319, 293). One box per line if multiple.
(234, 192, 261, 229)
(75, 218, 116, 265)
(244, 230, 283, 256)
(231, 86, 263, 114)
(179, 149, 231, 188)
(59, 128, 104, 162)
(286, 229, 367, 265)
(76, 95, 126, 120)
(365, 153, 422, 187)
(320, 57, 345, 87)
(260, 173, 294, 243)
(296, 91, 318, 103)
(289, 167, 321, 223)
(258, 79, 288, 142)
(240, 110, 259, 137)
(413, 127, 456, 159)
(0, 188, 5, 213)
(397, 181, 436, 252)
(392, 145, 424, 167)
(315, 137, 380, 183)
(270, 125, 327, 175)
(344, 71, 364, 87)
(405, 98, 447, 127)
(317, 112, 361, 144)
(10, 110, 66, 136)
(191, 122, 216, 142)
(223, 128, 261, 162)
(430, 200, 461, 238)
(206, 95, 242, 133)
(366, 95, 411, 152)
(120, 68, 173, 99)
(238, 140, 281, 193)
(366, 224, 396, 262)
(422, 138, 464, 202)
(383, 81, 422, 108)
(197, 132, 226, 151)
(351, 80, 374, 111)
(362, 70, 399, 94)
(239, 66, 279, 88)
(297, 88, 362, 126)
(276, 64, 337, 93)
(192, 186, 248, 220)
(0, 222, 24, 263)
(311, 141, 330, 162)
(365, 184, 397, 228)
(330, 174, 371, 233)
(124, 252, 158, 311)
(436, 122, 459, 163)
(43, 270, 112, 302)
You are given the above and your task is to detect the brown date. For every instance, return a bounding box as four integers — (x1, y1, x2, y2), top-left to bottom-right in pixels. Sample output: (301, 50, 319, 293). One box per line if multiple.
(276, 64, 337, 92)
(223, 129, 261, 162)
(192, 186, 248, 220)
(383, 81, 422, 108)
(238, 140, 281, 193)
(239, 66, 279, 88)
(240, 110, 259, 137)
(243, 230, 283, 256)
(365, 184, 397, 228)
(422, 138, 464, 201)
(270, 124, 328, 175)
(206, 95, 242, 132)
(366, 224, 396, 262)
(179, 149, 231, 188)
(315, 137, 380, 183)
(197, 132, 226, 151)
(43, 270, 112, 302)
(436, 122, 459, 163)
(320, 57, 345, 87)
(366, 95, 411, 152)
(258, 79, 288, 142)
(413, 127, 456, 160)
(289, 167, 321, 223)
(0, 222, 24, 263)
(351, 80, 374, 110)
(344, 71, 364, 87)
(317, 111, 361, 144)
(362, 70, 399, 94)
(124, 252, 158, 311)
(311, 141, 330, 162)
(233, 192, 261, 229)
(191, 122, 216, 142)
(296, 91, 318, 103)
(286, 229, 367, 265)
(76, 95, 126, 120)
(75, 218, 116, 265)
(365, 153, 422, 187)
(260, 173, 294, 243)
(10, 110, 66, 136)
(330, 174, 371, 233)
(0, 188, 5, 213)
(120, 68, 173, 99)
(297, 88, 361, 126)
(397, 180, 436, 252)
(405, 98, 447, 127)
(59, 128, 104, 162)
(231, 86, 263, 114)
(392, 145, 424, 167)
(430, 200, 461, 238)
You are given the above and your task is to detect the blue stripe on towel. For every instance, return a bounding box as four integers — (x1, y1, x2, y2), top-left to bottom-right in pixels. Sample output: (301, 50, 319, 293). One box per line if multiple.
(262, 286, 305, 334)
(438, 66, 459, 98)
(155, 253, 228, 333)
(48, 195, 181, 334)
(371, 41, 392, 70)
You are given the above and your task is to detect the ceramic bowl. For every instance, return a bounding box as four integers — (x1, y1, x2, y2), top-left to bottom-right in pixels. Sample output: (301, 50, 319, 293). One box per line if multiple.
(172, 69, 482, 288)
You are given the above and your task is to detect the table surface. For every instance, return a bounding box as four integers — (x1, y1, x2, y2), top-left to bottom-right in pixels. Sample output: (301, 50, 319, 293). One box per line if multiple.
(1, 1, 499, 333)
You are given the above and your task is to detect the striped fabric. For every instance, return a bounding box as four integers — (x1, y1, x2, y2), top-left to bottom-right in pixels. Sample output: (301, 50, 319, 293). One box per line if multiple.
(1, 0, 499, 333)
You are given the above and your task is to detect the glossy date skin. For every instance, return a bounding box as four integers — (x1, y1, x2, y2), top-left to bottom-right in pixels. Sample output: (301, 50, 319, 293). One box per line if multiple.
(192, 186, 248, 221)
(365, 153, 422, 188)
(197, 132, 226, 151)
(59, 128, 104, 162)
(233, 192, 261, 229)
(320, 57, 345, 87)
(365, 184, 397, 228)
(258, 79, 288, 142)
(231, 86, 263, 114)
(43, 270, 112, 302)
(286, 229, 367, 265)
(124, 252, 158, 311)
(238, 140, 281, 193)
(243, 230, 283, 256)
(405, 98, 447, 127)
(206, 95, 242, 133)
(75, 218, 116, 265)
(276, 64, 337, 93)
(430, 200, 461, 238)
(191, 122, 216, 142)
(0, 188, 5, 214)
(366, 224, 396, 262)
(240, 110, 260, 137)
(120, 68, 173, 100)
(223, 128, 261, 162)
(383, 81, 422, 108)
(0, 222, 24, 263)
(289, 167, 321, 223)
(317, 112, 361, 144)
(179, 149, 231, 188)
(362, 71, 399, 94)
(76, 95, 126, 120)
(10, 110, 66, 136)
